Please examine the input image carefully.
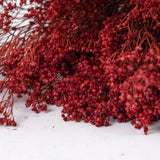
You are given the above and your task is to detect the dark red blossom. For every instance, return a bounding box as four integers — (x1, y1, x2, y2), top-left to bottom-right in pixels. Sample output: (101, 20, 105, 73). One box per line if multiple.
(0, 0, 159, 134)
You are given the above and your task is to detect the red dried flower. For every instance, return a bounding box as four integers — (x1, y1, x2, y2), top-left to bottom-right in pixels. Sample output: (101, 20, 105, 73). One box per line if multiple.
(0, 0, 159, 134)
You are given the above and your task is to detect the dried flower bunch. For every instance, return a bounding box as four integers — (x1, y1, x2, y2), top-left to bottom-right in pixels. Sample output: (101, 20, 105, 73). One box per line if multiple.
(0, 0, 159, 134)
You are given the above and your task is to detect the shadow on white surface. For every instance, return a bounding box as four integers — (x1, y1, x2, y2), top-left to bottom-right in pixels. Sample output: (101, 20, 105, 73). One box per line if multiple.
(0, 96, 158, 160)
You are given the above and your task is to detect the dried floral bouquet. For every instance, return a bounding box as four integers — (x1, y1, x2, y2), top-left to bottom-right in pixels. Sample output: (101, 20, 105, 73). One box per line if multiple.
(0, 0, 159, 134)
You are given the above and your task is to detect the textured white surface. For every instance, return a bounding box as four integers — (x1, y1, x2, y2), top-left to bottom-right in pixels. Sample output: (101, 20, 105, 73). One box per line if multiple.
(0, 96, 159, 160)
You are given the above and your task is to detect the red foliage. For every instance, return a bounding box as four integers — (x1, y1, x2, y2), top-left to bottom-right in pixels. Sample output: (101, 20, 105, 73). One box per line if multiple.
(0, 0, 159, 134)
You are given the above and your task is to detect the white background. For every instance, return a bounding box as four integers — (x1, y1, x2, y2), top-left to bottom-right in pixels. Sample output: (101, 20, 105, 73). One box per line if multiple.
(0, 95, 160, 160)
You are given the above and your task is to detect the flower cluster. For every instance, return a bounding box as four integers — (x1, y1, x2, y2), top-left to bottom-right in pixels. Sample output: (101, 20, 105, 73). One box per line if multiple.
(0, 0, 159, 134)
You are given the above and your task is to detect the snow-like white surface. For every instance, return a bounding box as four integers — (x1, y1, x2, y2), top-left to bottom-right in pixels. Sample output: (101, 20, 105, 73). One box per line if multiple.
(0, 96, 159, 160)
